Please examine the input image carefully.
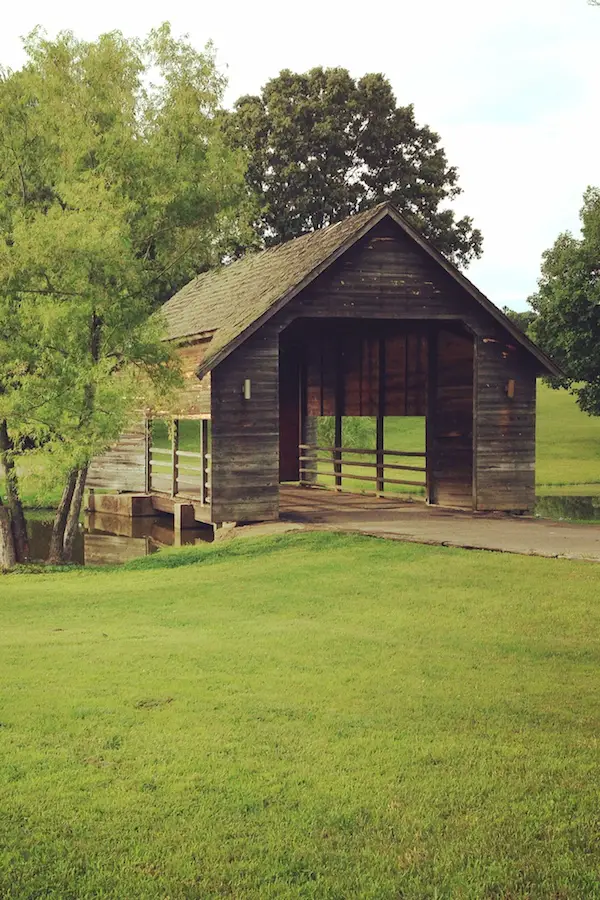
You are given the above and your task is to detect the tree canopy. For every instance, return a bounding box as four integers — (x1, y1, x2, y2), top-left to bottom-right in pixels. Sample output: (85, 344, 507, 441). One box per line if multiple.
(0, 24, 252, 563)
(502, 307, 538, 335)
(529, 187, 600, 416)
(224, 67, 483, 267)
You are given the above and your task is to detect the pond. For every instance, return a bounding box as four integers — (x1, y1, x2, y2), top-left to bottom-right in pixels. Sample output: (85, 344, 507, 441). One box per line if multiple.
(27, 512, 214, 566)
(535, 495, 600, 522)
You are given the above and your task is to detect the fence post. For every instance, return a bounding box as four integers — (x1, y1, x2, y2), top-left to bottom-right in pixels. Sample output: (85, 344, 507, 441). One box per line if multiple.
(376, 416, 384, 495)
(144, 417, 151, 494)
(200, 418, 209, 505)
(171, 419, 179, 498)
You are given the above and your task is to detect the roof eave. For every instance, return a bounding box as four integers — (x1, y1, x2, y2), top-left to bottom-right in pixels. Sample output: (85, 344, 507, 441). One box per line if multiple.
(195, 203, 394, 378)
(195, 202, 561, 380)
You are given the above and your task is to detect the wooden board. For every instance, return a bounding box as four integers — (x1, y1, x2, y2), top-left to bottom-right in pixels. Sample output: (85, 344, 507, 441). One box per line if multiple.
(474, 333, 536, 512)
(428, 327, 474, 509)
(87, 418, 146, 492)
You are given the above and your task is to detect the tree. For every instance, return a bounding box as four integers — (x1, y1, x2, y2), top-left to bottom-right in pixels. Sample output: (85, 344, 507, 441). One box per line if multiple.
(0, 25, 251, 565)
(224, 67, 483, 267)
(529, 187, 600, 415)
(502, 307, 538, 335)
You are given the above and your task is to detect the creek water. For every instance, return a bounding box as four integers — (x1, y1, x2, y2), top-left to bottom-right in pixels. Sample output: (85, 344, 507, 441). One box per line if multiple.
(27, 512, 213, 566)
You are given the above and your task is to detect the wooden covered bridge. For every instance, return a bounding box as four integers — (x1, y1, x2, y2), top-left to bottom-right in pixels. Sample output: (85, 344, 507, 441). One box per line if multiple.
(88, 202, 559, 526)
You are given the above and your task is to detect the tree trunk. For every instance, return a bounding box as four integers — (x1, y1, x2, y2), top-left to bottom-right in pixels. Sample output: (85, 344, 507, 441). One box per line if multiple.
(0, 420, 29, 562)
(0, 499, 16, 570)
(48, 468, 79, 564)
(62, 465, 88, 563)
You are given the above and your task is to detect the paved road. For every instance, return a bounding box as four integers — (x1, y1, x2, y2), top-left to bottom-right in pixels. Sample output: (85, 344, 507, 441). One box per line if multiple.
(264, 486, 600, 562)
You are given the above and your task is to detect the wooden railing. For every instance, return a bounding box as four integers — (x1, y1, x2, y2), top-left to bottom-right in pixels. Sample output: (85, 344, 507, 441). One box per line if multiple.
(148, 420, 211, 504)
(299, 444, 426, 494)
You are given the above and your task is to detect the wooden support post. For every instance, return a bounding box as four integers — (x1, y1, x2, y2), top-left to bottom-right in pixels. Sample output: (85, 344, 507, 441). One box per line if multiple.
(171, 419, 179, 498)
(334, 340, 344, 490)
(377, 338, 386, 495)
(173, 502, 196, 533)
(144, 417, 151, 494)
(200, 419, 209, 506)
(334, 414, 342, 490)
(426, 328, 437, 505)
(376, 416, 384, 495)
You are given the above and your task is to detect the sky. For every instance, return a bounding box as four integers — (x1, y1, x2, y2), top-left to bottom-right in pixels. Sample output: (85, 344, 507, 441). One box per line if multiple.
(1, 0, 599, 311)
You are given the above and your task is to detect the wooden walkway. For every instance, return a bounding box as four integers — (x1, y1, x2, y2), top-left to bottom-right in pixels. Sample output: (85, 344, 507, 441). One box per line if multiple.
(272, 485, 600, 562)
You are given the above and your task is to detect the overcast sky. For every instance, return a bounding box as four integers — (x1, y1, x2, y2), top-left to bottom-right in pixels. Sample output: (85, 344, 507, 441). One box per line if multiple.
(2, 0, 599, 310)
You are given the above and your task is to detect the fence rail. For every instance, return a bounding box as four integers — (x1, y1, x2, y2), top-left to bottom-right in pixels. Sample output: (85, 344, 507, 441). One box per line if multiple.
(148, 419, 211, 505)
(299, 443, 427, 494)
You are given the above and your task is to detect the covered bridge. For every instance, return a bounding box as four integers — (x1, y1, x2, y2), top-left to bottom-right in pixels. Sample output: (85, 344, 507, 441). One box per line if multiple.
(88, 202, 559, 525)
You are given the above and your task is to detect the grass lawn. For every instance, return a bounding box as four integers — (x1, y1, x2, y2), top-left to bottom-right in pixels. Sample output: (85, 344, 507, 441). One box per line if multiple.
(536, 383, 600, 494)
(2, 532, 600, 898)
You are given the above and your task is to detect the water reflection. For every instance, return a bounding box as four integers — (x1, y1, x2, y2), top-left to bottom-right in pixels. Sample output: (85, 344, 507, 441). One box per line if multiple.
(535, 495, 600, 522)
(27, 513, 213, 566)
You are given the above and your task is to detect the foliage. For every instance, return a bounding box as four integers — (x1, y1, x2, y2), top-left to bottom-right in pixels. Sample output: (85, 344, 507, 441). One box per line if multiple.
(0, 25, 252, 558)
(502, 306, 538, 334)
(529, 187, 600, 415)
(2, 533, 600, 896)
(224, 67, 483, 267)
(316, 415, 375, 449)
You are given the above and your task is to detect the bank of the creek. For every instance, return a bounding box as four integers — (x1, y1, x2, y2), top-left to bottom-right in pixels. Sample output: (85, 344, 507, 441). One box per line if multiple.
(27, 512, 214, 566)
(20, 493, 600, 567)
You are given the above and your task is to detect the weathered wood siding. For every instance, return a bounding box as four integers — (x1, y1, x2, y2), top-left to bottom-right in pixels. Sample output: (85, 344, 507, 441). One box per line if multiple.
(282, 221, 493, 333)
(428, 328, 474, 509)
(87, 418, 146, 492)
(172, 338, 212, 417)
(208, 218, 540, 521)
(210, 327, 280, 523)
(474, 334, 537, 512)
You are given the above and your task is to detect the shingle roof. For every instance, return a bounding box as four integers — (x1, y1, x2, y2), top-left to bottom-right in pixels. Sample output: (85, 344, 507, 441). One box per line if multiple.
(158, 203, 384, 355)
(158, 202, 560, 378)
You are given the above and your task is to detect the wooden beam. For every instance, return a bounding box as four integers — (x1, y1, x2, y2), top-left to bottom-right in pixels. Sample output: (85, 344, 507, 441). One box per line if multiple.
(376, 337, 385, 495)
(171, 419, 179, 498)
(426, 327, 437, 505)
(144, 417, 151, 494)
(200, 418, 209, 506)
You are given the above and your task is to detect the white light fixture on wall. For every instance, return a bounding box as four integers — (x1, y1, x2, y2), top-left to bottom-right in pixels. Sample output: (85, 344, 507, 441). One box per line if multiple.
(243, 378, 252, 400)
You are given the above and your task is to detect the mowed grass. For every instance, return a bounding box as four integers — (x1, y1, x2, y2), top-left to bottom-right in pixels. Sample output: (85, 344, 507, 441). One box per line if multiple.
(2, 532, 600, 898)
(536, 383, 600, 494)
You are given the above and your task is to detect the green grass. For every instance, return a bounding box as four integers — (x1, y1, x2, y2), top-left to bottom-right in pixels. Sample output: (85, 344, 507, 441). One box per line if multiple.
(311, 416, 426, 497)
(2, 532, 600, 898)
(536, 383, 600, 493)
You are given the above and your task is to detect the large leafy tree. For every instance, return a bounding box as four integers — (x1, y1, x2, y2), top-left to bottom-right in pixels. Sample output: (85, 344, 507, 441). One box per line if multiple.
(224, 67, 483, 267)
(0, 25, 251, 565)
(529, 187, 600, 415)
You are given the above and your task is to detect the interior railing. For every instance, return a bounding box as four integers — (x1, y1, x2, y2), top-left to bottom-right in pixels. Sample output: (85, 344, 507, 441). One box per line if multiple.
(299, 444, 426, 494)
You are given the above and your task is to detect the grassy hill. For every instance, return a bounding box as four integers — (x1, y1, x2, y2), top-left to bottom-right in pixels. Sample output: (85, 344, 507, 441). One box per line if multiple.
(536, 383, 600, 494)
(1, 532, 600, 898)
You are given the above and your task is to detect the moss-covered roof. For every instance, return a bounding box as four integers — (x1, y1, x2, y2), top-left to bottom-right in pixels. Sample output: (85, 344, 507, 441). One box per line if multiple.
(159, 204, 383, 359)
(159, 202, 560, 378)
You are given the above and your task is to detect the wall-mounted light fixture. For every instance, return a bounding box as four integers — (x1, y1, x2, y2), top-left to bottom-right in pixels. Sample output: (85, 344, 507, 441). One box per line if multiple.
(242, 378, 252, 400)
(506, 379, 516, 399)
